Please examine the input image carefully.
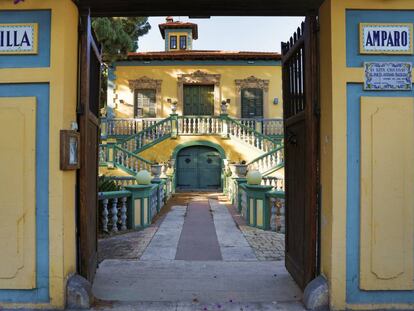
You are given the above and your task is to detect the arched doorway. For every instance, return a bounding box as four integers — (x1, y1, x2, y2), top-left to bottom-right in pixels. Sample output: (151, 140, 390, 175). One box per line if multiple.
(176, 145, 222, 190)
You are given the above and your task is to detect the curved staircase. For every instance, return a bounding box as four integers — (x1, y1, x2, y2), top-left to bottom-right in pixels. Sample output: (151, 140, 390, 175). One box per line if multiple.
(99, 115, 285, 190)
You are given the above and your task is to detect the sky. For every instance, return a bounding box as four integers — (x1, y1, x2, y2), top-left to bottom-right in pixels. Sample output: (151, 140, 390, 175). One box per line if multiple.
(137, 16, 305, 53)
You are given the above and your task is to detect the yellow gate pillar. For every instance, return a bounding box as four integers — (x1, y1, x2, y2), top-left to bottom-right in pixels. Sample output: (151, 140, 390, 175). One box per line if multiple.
(319, 1, 414, 310)
(0, 0, 79, 309)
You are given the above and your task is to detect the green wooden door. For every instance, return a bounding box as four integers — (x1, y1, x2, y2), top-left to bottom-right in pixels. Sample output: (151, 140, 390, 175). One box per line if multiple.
(183, 85, 214, 115)
(177, 146, 221, 190)
(241, 88, 264, 118)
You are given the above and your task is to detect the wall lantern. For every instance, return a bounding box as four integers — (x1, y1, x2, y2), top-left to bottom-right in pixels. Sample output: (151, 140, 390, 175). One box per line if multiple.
(273, 98, 279, 105)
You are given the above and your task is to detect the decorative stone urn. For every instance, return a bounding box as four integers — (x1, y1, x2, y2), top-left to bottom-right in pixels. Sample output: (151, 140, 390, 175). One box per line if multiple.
(229, 163, 248, 178)
(150, 164, 163, 179)
(221, 102, 228, 114)
(246, 169, 262, 185)
(171, 101, 178, 114)
(136, 170, 152, 185)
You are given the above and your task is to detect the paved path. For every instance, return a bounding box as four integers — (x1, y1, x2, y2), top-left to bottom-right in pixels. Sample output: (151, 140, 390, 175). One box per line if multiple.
(93, 194, 301, 309)
(175, 201, 222, 260)
(210, 199, 257, 261)
(140, 206, 186, 261)
(93, 260, 301, 303)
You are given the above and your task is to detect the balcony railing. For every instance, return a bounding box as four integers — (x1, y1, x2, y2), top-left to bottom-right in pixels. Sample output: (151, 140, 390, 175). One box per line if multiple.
(101, 116, 283, 139)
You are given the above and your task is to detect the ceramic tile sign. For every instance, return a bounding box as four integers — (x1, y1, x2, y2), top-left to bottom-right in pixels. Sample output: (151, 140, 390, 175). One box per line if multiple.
(364, 62, 412, 91)
(0, 23, 38, 55)
(360, 23, 413, 55)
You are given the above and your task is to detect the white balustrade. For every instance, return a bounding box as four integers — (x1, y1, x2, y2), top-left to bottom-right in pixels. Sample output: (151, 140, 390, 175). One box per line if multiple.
(249, 148, 284, 174)
(105, 118, 164, 136)
(111, 198, 119, 233)
(268, 196, 285, 233)
(99, 193, 131, 234)
(101, 199, 109, 232)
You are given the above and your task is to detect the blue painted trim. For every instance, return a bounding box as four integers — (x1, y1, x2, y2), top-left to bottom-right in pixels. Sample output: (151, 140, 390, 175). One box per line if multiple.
(114, 60, 281, 67)
(0, 83, 50, 303)
(0, 10, 51, 68)
(346, 83, 414, 304)
(346, 10, 414, 68)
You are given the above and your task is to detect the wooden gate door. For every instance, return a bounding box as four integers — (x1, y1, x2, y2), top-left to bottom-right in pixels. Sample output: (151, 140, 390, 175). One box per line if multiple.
(281, 16, 319, 290)
(77, 11, 102, 282)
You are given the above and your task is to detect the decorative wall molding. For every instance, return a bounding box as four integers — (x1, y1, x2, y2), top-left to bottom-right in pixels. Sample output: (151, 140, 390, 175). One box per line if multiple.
(235, 76, 270, 92)
(128, 76, 163, 92)
(177, 70, 221, 87)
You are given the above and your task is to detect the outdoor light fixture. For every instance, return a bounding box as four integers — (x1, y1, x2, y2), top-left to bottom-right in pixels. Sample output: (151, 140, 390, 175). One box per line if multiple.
(273, 98, 279, 105)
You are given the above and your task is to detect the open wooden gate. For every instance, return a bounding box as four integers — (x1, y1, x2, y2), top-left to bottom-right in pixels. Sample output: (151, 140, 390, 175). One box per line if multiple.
(281, 16, 320, 290)
(77, 11, 102, 282)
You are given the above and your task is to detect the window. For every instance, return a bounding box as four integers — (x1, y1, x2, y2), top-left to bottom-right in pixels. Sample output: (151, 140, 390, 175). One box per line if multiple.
(170, 35, 177, 49)
(180, 35, 187, 50)
(135, 89, 156, 118)
(241, 88, 263, 118)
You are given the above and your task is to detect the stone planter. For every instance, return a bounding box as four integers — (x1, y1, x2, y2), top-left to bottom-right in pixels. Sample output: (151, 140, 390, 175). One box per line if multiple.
(229, 163, 248, 178)
(151, 164, 163, 179)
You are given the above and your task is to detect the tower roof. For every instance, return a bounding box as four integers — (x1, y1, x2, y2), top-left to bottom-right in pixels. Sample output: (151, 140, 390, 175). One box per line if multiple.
(158, 17, 198, 40)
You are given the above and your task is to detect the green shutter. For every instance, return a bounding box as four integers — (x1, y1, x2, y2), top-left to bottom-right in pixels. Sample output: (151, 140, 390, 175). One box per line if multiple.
(183, 85, 214, 116)
(241, 88, 264, 118)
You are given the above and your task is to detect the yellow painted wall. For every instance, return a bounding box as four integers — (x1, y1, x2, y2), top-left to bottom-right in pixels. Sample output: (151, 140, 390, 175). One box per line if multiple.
(138, 135, 264, 163)
(111, 65, 282, 119)
(0, 0, 79, 309)
(320, 1, 414, 310)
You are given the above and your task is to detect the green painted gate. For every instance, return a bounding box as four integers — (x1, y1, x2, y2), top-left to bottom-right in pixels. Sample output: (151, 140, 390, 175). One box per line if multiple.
(183, 85, 214, 115)
(176, 146, 222, 190)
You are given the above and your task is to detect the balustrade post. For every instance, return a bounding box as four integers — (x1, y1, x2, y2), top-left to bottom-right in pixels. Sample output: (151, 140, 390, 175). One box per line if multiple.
(111, 198, 119, 233)
(255, 119, 263, 134)
(220, 114, 229, 139)
(102, 198, 109, 232)
(100, 117, 108, 139)
(107, 139, 116, 169)
(170, 113, 179, 139)
(125, 184, 158, 229)
(120, 197, 128, 231)
(242, 184, 273, 230)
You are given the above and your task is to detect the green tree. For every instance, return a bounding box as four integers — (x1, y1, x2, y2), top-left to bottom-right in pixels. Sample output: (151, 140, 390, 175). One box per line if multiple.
(92, 17, 151, 112)
(92, 17, 151, 63)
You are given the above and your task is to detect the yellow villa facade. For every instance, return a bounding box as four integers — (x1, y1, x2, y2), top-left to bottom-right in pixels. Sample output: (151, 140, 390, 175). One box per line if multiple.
(0, 1, 413, 310)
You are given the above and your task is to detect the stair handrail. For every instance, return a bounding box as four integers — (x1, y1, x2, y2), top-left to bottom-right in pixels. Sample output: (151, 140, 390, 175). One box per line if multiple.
(224, 115, 278, 150)
(119, 116, 173, 153)
(114, 144, 153, 165)
(120, 116, 172, 144)
(247, 144, 285, 175)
